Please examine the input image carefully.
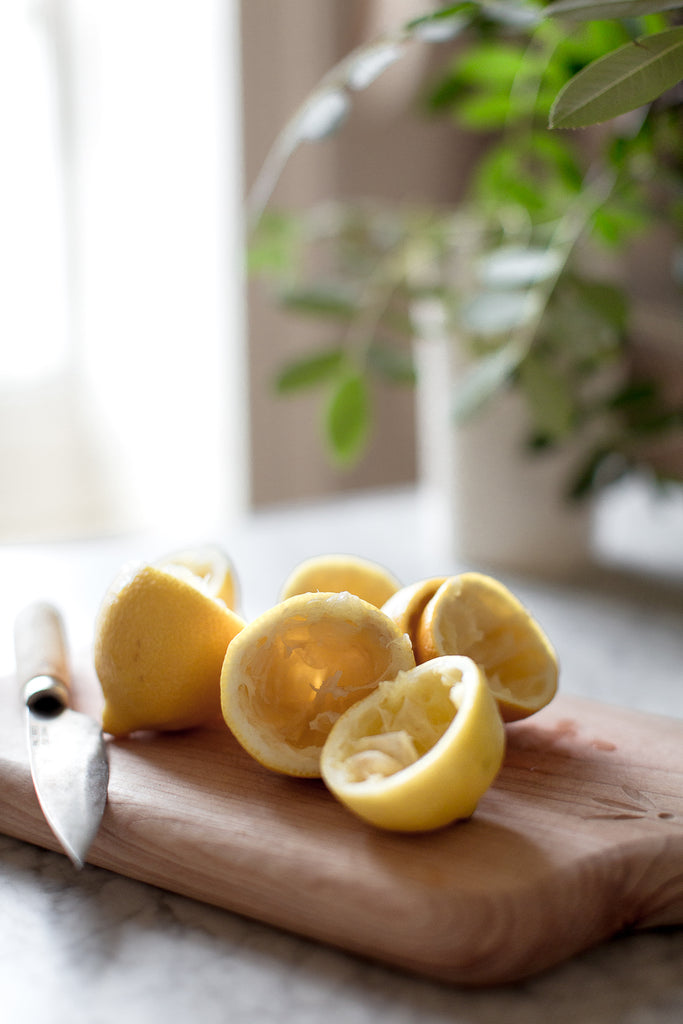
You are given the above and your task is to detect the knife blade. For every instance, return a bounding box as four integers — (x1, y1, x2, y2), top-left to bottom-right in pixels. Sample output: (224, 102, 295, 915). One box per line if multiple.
(14, 601, 109, 868)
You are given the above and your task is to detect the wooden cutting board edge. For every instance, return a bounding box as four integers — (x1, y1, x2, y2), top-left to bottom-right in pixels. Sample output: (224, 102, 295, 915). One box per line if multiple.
(1, 671, 682, 987)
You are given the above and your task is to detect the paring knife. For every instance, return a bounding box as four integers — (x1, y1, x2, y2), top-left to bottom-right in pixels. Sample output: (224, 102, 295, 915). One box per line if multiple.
(14, 601, 109, 868)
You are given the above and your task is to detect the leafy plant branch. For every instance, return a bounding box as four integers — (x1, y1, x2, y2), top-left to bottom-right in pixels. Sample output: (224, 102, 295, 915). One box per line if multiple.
(247, 1, 682, 231)
(247, 1, 683, 490)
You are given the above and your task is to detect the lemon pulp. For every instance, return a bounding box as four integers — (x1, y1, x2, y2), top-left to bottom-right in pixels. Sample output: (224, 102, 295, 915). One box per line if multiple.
(416, 572, 558, 721)
(320, 655, 505, 831)
(221, 591, 415, 777)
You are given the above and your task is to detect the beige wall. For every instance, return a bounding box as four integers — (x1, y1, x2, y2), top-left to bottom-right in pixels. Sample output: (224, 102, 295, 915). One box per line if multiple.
(240, 1, 472, 507)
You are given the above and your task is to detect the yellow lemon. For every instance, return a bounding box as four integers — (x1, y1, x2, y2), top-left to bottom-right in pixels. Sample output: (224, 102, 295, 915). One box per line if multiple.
(415, 572, 558, 722)
(154, 543, 239, 611)
(95, 562, 246, 736)
(220, 591, 415, 778)
(279, 553, 401, 609)
(381, 576, 447, 645)
(320, 655, 505, 832)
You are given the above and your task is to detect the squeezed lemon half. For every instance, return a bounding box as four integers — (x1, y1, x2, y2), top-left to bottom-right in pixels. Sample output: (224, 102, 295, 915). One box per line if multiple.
(220, 591, 415, 778)
(320, 655, 505, 832)
(95, 560, 245, 736)
(154, 544, 239, 611)
(280, 553, 401, 609)
(381, 576, 447, 645)
(416, 572, 558, 721)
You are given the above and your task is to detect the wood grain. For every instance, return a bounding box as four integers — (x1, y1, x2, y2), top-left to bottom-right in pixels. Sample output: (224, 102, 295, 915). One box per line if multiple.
(0, 660, 681, 986)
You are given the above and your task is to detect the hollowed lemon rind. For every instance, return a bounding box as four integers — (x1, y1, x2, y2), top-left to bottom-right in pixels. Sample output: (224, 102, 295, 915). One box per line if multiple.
(320, 655, 506, 832)
(280, 553, 401, 609)
(220, 591, 416, 778)
(154, 544, 239, 611)
(381, 576, 447, 645)
(416, 572, 558, 722)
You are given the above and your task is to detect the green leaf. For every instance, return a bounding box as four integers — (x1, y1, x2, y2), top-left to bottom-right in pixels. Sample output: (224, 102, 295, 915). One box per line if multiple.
(538, 273, 627, 369)
(461, 289, 542, 335)
(406, 4, 476, 41)
(590, 193, 650, 244)
(473, 136, 582, 220)
(478, 246, 564, 288)
(477, 0, 544, 29)
(274, 349, 346, 393)
(293, 89, 350, 141)
(549, 16, 633, 70)
(525, 132, 584, 190)
(549, 27, 683, 128)
(607, 379, 682, 433)
(545, 0, 683, 20)
(345, 43, 405, 90)
(475, 151, 551, 214)
(451, 43, 529, 88)
(451, 342, 526, 421)
(568, 447, 630, 499)
(518, 356, 576, 438)
(248, 211, 302, 276)
(571, 277, 629, 331)
(366, 343, 417, 385)
(425, 72, 467, 111)
(609, 379, 660, 409)
(325, 371, 371, 464)
(279, 285, 358, 319)
(455, 92, 517, 129)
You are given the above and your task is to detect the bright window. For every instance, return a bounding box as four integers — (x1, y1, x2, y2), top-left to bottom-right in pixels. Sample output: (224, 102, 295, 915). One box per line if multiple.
(0, 0, 247, 541)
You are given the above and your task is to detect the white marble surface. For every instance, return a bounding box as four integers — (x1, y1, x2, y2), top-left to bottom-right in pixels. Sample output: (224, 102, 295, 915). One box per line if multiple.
(1, 482, 682, 1023)
(2, 832, 683, 1024)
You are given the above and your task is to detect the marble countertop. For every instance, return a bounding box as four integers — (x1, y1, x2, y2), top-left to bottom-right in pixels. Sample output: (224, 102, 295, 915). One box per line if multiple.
(1, 482, 682, 1023)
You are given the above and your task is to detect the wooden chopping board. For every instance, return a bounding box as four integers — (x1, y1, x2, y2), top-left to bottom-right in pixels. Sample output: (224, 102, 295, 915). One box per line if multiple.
(1, 659, 682, 987)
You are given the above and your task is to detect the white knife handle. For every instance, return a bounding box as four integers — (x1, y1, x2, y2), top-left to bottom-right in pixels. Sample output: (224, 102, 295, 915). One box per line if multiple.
(14, 602, 71, 714)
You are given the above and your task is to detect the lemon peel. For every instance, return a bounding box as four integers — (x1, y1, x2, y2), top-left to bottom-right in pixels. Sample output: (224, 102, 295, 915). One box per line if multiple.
(381, 576, 447, 645)
(279, 553, 401, 609)
(154, 544, 239, 611)
(416, 572, 558, 721)
(320, 655, 505, 831)
(94, 561, 245, 736)
(220, 591, 415, 778)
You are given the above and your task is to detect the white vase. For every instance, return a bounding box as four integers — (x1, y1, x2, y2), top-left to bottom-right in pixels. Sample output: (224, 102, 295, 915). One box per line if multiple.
(414, 329, 595, 577)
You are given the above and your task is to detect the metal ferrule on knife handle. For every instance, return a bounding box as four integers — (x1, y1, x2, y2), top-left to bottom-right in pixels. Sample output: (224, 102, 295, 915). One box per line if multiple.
(14, 600, 109, 868)
(14, 602, 72, 715)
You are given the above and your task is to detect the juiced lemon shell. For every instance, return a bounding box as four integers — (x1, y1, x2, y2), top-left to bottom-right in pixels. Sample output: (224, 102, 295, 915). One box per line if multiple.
(381, 576, 447, 644)
(154, 544, 239, 611)
(280, 553, 401, 609)
(320, 655, 505, 832)
(95, 562, 245, 736)
(415, 572, 558, 722)
(220, 591, 416, 778)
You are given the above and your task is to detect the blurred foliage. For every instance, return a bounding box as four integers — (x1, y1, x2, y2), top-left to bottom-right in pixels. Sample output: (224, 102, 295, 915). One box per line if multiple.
(248, 0, 683, 492)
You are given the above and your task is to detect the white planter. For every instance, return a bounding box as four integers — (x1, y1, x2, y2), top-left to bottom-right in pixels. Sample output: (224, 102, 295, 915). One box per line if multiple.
(414, 331, 595, 577)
